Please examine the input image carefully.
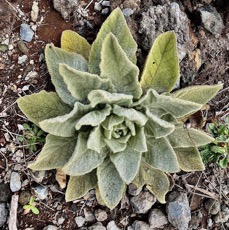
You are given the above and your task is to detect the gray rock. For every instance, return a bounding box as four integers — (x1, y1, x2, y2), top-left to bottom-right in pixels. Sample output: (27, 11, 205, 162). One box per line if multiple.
(88, 222, 106, 230)
(122, 8, 134, 17)
(139, 2, 191, 61)
(57, 216, 65, 225)
(75, 216, 85, 227)
(107, 220, 121, 230)
(94, 2, 102, 12)
(132, 220, 150, 230)
(84, 207, 96, 222)
(102, 1, 110, 7)
(31, 170, 46, 183)
(101, 8, 109, 15)
(18, 55, 28, 64)
(53, 0, 79, 20)
(10, 172, 21, 192)
(33, 185, 48, 200)
(130, 191, 156, 214)
(43, 225, 58, 230)
(166, 192, 191, 230)
(95, 209, 108, 222)
(128, 183, 142, 196)
(0, 183, 11, 202)
(148, 209, 168, 228)
(204, 199, 221, 215)
(20, 24, 34, 42)
(199, 6, 224, 35)
(0, 203, 8, 227)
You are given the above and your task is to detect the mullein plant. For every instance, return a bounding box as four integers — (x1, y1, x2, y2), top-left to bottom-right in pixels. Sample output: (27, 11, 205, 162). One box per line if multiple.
(17, 8, 222, 209)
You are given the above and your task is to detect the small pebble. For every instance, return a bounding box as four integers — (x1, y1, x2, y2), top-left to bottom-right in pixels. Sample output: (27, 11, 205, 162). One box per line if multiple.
(10, 172, 21, 192)
(95, 209, 108, 222)
(20, 24, 34, 42)
(33, 185, 48, 200)
(107, 220, 121, 230)
(75, 216, 85, 227)
(94, 2, 102, 11)
(57, 216, 65, 225)
(17, 40, 29, 53)
(122, 8, 134, 17)
(102, 1, 110, 7)
(18, 55, 28, 64)
(101, 8, 109, 15)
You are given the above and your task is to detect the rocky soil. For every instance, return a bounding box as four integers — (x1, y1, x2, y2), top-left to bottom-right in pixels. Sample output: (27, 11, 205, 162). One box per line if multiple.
(0, 0, 228, 229)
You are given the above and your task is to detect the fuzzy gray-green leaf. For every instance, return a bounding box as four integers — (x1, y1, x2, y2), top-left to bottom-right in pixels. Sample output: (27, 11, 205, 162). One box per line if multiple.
(172, 84, 223, 104)
(144, 162, 170, 203)
(63, 133, 107, 176)
(39, 102, 91, 137)
(88, 90, 133, 108)
(128, 127, 147, 152)
(140, 31, 179, 93)
(59, 64, 114, 101)
(87, 126, 106, 153)
(29, 134, 77, 171)
(113, 105, 148, 126)
(97, 158, 125, 209)
(75, 105, 111, 130)
(100, 33, 142, 99)
(138, 89, 202, 118)
(66, 170, 97, 202)
(45, 44, 88, 106)
(89, 8, 137, 74)
(145, 137, 180, 172)
(145, 109, 175, 138)
(174, 147, 205, 171)
(167, 127, 214, 148)
(110, 145, 142, 184)
(17, 90, 71, 126)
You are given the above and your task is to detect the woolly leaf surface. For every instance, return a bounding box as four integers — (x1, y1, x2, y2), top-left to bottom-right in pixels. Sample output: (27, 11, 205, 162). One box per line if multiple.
(140, 31, 179, 93)
(145, 137, 180, 172)
(88, 90, 133, 108)
(45, 43, 88, 106)
(89, 8, 137, 74)
(113, 105, 148, 126)
(17, 90, 71, 126)
(167, 127, 214, 148)
(172, 84, 223, 104)
(97, 158, 125, 209)
(145, 109, 175, 138)
(110, 145, 142, 184)
(63, 133, 107, 176)
(138, 89, 202, 118)
(75, 105, 111, 130)
(61, 30, 91, 60)
(65, 170, 97, 202)
(143, 162, 170, 203)
(39, 102, 91, 137)
(29, 134, 77, 170)
(59, 64, 114, 101)
(128, 127, 147, 152)
(87, 126, 106, 153)
(100, 33, 142, 99)
(174, 147, 205, 171)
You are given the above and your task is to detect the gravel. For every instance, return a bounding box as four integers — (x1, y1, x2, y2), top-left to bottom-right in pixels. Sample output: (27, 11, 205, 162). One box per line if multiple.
(130, 191, 156, 214)
(0, 203, 8, 227)
(10, 172, 22, 192)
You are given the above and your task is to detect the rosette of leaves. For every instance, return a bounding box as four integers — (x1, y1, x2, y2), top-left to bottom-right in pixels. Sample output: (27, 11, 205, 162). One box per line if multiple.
(17, 8, 222, 209)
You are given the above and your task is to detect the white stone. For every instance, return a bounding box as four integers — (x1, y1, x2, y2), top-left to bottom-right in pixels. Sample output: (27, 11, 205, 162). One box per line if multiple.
(18, 55, 28, 64)
(75, 216, 85, 227)
(10, 172, 22, 192)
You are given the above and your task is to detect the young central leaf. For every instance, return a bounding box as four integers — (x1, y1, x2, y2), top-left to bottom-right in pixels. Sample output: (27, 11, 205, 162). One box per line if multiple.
(100, 33, 142, 99)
